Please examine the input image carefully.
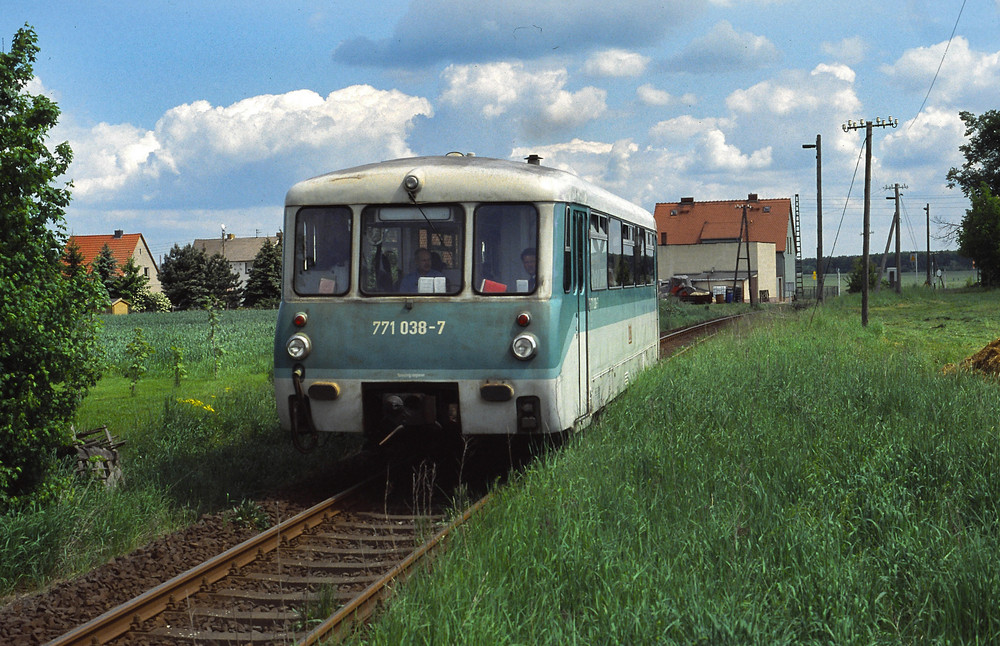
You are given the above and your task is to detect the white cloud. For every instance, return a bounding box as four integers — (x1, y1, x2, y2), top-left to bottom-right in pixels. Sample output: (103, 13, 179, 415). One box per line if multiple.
(70, 123, 163, 197)
(65, 86, 433, 203)
(649, 115, 731, 142)
(882, 107, 965, 169)
(636, 84, 697, 107)
(511, 138, 642, 196)
(583, 49, 650, 77)
(812, 63, 855, 84)
(440, 62, 607, 136)
(702, 130, 772, 170)
(882, 37, 1000, 106)
(726, 65, 861, 116)
(821, 37, 867, 65)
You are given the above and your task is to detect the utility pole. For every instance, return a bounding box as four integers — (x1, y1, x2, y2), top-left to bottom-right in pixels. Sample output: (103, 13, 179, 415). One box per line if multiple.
(878, 183, 906, 293)
(925, 203, 931, 286)
(842, 116, 898, 326)
(893, 184, 902, 294)
(802, 134, 823, 302)
(733, 202, 755, 304)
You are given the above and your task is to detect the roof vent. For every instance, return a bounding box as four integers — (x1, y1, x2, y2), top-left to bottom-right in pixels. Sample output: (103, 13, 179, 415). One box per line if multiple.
(525, 154, 542, 166)
(680, 197, 694, 203)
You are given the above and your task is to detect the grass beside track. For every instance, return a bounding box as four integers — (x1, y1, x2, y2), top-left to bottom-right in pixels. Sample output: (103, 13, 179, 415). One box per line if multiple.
(0, 309, 356, 599)
(358, 288, 1000, 645)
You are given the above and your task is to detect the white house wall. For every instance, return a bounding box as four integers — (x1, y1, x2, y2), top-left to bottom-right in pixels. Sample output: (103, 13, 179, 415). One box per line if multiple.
(657, 242, 779, 300)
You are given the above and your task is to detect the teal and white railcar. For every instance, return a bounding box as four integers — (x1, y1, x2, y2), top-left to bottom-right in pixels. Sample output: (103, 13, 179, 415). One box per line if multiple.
(274, 154, 658, 450)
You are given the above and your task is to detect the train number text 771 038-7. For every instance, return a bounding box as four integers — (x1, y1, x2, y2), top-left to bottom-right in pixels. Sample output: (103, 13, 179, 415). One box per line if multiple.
(371, 320, 447, 336)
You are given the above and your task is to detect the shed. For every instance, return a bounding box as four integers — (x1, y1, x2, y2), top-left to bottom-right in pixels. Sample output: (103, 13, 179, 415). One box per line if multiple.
(106, 298, 129, 315)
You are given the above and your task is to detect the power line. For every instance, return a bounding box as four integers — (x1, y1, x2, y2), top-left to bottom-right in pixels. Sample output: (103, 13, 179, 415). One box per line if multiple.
(907, 0, 968, 132)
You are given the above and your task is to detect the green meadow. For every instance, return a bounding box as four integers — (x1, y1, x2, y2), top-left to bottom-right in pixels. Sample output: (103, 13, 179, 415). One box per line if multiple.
(358, 288, 1000, 645)
(0, 308, 353, 598)
(3, 289, 1000, 646)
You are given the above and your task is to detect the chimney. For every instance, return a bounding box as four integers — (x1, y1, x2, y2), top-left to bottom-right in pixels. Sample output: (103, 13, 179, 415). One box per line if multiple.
(747, 193, 759, 202)
(113, 229, 124, 238)
(525, 154, 542, 165)
(680, 197, 694, 203)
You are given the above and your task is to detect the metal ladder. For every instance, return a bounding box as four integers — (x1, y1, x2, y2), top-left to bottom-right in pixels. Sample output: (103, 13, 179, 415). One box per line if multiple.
(794, 194, 804, 299)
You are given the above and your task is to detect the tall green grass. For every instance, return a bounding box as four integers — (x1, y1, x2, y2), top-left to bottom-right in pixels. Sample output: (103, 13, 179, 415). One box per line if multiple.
(360, 297, 1000, 644)
(0, 310, 357, 598)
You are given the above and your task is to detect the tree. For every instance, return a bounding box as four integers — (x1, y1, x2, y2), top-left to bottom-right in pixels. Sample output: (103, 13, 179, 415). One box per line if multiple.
(847, 258, 880, 294)
(957, 184, 1000, 287)
(159, 243, 211, 310)
(91, 243, 119, 298)
(0, 25, 105, 503)
(947, 111, 1000, 286)
(205, 253, 241, 309)
(242, 239, 282, 308)
(946, 110, 1000, 198)
(61, 239, 87, 279)
(115, 256, 151, 307)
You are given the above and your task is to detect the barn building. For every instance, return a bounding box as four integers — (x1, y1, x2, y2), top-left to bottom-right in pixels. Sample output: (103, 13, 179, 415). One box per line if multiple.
(654, 194, 798, 302)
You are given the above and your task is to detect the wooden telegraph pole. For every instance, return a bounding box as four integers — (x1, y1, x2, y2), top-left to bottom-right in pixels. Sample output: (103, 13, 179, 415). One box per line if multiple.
(802, 135, 823, 302)
(925, 203, 931, 286)
(842, 117, 898, 326)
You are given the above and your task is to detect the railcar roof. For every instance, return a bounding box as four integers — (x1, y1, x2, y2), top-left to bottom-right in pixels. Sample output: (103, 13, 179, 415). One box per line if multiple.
(285, 155, 654, 227)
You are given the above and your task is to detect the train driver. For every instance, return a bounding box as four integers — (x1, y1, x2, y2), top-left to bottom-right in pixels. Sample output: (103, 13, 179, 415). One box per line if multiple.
(399, 247, 445, 293)
(520, 247, 536, 291)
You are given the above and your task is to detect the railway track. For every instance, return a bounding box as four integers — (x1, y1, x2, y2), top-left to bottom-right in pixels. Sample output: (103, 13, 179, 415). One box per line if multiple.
(19, 315, 745, 645)
(659, 313, 743, 357)
(47, 470, 490, 645)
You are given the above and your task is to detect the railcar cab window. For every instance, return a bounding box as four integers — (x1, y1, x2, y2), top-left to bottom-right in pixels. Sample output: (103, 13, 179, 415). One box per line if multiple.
(473, 204, 539, 295)
(359, 205, 463, 295)
(293, 207, 352, 296)
(590, 214, 609, 291)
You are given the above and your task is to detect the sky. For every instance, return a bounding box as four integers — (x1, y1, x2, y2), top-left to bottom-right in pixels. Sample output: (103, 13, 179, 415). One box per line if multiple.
(5, 0, 1000, 263)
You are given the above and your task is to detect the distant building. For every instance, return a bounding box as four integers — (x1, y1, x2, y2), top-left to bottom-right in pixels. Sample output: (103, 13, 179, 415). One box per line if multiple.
(193, 233, 282, 289)
(68, 230, 162, 293)
(654, 194, 797, 302)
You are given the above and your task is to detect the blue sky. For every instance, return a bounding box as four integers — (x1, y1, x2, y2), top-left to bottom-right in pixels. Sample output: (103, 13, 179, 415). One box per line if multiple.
(5, 0, 999, 261)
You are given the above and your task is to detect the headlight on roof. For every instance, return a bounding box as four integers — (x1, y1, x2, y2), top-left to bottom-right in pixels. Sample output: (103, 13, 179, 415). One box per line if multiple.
(286, 333, 312, 360)
(511, 333, 538, 361)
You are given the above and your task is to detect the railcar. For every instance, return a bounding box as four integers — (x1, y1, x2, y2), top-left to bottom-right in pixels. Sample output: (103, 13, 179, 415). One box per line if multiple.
(274, 154, 658, 451)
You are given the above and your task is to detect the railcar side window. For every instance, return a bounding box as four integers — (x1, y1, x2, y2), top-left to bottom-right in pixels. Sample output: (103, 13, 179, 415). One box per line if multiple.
(473, 204, 539, 295)
(644, 229, 656, 285)
(590, 214, 608, 291)
(293, 207, 352, 296)
(359, 205, 463, 295)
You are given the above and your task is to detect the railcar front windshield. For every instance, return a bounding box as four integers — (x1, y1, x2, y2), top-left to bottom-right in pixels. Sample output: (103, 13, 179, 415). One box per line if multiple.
(359, 204, 464, 295)
(473, 203, 539, 295)
(293, 206, 352, 296)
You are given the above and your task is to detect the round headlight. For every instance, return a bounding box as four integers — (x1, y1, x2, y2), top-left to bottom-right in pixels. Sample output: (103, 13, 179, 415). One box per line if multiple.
(511, 333, 538, 360)
(286, 333, 312, 360)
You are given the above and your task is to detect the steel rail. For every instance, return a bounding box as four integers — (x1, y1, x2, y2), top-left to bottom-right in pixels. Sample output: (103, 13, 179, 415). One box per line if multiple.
(296, 491, 495, 645)
(46, 476, 377, 646)
(659, 313, 743, 343)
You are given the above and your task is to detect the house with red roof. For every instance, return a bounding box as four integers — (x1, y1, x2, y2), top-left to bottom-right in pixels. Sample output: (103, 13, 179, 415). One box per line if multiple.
(653, 194, 798, 302)
(67, 230, 162, 294)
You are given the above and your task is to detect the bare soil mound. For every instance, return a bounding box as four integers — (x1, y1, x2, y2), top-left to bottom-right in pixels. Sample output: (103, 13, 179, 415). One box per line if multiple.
(957, 338, 1000, 377)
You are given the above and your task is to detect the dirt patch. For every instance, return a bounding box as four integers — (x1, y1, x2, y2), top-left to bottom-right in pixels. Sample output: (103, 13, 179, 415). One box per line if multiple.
(947, 338, 1000, 377)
